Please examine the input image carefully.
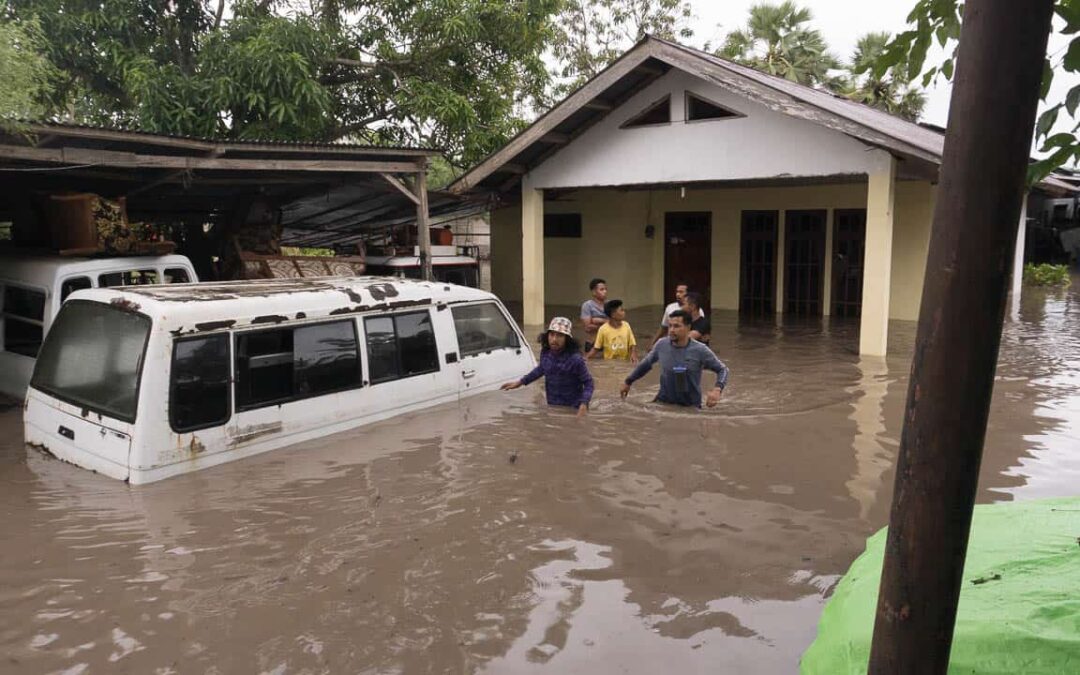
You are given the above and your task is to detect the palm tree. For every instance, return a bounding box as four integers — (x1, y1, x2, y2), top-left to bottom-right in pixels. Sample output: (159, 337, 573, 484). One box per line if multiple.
(720, 1, 841, 88)
(844, 32, 926, 121)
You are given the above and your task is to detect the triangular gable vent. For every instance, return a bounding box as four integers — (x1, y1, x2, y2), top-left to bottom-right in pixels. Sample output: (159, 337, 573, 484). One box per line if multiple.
(620, 95, 671, 129)
(685, 92, 741, 122)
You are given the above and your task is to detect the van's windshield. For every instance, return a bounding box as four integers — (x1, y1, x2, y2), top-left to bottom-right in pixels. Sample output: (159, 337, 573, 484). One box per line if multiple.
(31, 300, 151, 423)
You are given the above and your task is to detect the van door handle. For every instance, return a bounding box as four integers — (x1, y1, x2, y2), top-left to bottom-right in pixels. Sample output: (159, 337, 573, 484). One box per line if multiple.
(462, 369, 476, 379)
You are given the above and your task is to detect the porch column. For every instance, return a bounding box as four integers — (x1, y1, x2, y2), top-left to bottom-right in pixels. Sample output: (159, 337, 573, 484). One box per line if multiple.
(823, 209, 835, 317)
(1010, 192, 1028, 319)
(522, 185, 545, 327)
(775, 210, 786, 315)
(859, 152, 897, 356)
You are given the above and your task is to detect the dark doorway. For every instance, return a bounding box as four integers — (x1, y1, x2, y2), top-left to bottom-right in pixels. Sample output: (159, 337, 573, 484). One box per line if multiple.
(664, 212, 711, 308)
(740, 210, 778, 316)
(832, 209, 867, 318)
(784, 209, 827, 316)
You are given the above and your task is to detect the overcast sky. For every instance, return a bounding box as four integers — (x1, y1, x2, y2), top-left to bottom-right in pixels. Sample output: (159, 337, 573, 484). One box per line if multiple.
(691, 0, 1079, 157)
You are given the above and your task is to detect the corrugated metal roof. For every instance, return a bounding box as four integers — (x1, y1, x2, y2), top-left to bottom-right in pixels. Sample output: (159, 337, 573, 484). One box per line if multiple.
(25, 121, 440, 155)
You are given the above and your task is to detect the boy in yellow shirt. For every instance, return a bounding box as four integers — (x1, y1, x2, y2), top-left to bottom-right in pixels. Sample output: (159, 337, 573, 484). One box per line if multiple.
(587, 299, 638, 363)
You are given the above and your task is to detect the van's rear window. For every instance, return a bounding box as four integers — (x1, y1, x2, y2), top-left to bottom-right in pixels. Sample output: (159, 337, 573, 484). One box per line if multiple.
(31, 300, 151, 423)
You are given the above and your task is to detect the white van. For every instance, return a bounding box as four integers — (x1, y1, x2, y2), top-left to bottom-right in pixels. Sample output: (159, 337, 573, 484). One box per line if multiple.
(0, 254, 198, 399)
(23, 277, 533, 484)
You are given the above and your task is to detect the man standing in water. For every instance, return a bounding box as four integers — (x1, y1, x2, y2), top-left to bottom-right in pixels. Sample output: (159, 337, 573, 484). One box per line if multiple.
(622, 310, 728, 408)
(580, 278, 608, 352)
(652, 283, 703, 347)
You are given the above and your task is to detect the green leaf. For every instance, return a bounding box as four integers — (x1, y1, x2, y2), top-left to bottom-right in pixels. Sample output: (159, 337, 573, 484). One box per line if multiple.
(1065, 37, 1080, 72)
(1042, 59, 1054, 100)
(1043, 132, 1076, 149)
(941, 58, 953, 80)
(1067, 84, 1080, 117)
(1036, 104, 1062, 139)
(1027, 145, 1075, 186)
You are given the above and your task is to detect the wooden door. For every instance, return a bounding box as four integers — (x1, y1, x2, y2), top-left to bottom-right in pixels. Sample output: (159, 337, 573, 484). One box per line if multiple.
(831, 209, 867, 318)
(740, 210, 778, 316)
(664, 212, 711, 308)
(784, 210, 827, 316)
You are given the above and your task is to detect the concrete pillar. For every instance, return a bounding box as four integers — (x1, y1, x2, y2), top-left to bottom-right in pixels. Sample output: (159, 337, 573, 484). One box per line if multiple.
(522, 186, 545, 327)
(775, 209, 786, 315)
(1010, 193, 1028, 319)
(823, 208, 835, 317)
(859, 152, 897, 356)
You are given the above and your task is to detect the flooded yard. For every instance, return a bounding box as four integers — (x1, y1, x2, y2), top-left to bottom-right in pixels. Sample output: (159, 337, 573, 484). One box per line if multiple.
(1, 286, 1078, 674)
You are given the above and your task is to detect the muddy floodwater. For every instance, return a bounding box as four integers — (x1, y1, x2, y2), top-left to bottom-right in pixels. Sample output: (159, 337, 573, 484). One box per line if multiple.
(2, 285, 1078, 674)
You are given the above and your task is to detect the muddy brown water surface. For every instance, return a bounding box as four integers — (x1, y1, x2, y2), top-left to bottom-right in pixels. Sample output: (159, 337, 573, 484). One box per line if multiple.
(2, 286, 1079, 674)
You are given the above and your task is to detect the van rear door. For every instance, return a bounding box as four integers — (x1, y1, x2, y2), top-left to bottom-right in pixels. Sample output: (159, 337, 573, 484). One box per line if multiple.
(24, 299, 150, 481)
(449, 302, 532, 394)
(24, 392, 133, 481)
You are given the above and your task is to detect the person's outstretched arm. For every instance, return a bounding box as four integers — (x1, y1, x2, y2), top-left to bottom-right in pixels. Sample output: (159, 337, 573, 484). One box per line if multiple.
(701, 349, 729, 408)
(621, 345, 659, 397)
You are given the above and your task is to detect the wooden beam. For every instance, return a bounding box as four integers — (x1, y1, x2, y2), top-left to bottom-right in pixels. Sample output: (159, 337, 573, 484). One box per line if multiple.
(125, 148, 225, 197)
(0, 145, 422, 173)
(379, 172, 421, 205)
(867, 1, 1054, 672)
(540, 132, 571, 144)
(415, 169, 433, 282)
(583, 99, 615, 111)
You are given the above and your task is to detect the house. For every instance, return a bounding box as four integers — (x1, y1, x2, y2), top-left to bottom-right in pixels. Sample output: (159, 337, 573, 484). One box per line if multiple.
(449, 37, 1072, 355)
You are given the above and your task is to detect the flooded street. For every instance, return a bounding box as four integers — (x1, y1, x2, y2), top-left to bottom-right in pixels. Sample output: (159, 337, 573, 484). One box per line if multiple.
(1, 285, 1078, 675)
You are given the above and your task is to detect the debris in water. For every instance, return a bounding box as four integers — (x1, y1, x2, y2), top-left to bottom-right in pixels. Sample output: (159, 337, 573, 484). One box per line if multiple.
(970, 573, 1002, 585)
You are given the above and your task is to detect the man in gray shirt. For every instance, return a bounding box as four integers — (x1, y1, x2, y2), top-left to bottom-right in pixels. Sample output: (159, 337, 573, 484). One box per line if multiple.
(621, 310, 728, 408)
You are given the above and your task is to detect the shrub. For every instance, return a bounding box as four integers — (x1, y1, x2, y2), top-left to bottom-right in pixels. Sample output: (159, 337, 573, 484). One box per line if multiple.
(1023, 263, 1071, 287)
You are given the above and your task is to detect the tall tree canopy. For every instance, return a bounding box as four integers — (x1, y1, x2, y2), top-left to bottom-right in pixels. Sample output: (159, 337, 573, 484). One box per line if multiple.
(868, 0, 1079, 181)
(550, 0, 693, 97)
(4, 0, 560, 165)
(844, 32, 926, 121)
(719, 1, 841, 88)
(0, 16, 56, 134)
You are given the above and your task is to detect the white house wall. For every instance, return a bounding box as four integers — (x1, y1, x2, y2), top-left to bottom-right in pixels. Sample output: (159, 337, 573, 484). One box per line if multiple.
(490, 180, 934, 323)
(524, 69, 879, 191)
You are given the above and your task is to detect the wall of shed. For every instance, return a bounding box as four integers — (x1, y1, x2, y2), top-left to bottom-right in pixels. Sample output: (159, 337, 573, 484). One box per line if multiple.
(489, 181, 935, 322)
(524, 69, 879, 190)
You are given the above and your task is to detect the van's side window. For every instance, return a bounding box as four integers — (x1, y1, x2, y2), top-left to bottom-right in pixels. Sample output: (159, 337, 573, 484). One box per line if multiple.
(236, 320, 362, 410)
(451, 303, 520, 356)
(364, 311, 439, 384)
(99, 269, 159, 287)
(2, 285, 45, 357)
(61, 276, 92, 301)
(165, 268, 190, 283)
(171, 334, 231, 432)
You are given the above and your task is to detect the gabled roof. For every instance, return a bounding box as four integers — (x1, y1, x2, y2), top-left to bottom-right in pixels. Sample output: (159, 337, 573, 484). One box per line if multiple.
(450, 36, 1072, 195)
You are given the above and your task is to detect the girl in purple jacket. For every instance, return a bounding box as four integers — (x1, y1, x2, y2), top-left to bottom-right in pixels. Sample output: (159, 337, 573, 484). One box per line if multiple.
(501, 317, 594, 417)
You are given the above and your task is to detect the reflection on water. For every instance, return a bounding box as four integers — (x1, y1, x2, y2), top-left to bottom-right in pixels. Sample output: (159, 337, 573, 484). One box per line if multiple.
(1, 282, 1078, 674)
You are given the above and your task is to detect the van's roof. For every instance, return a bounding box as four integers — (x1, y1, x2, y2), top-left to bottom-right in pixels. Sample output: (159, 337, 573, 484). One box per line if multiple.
(0, 253, 194, 290)
(65, 276, 499, 335)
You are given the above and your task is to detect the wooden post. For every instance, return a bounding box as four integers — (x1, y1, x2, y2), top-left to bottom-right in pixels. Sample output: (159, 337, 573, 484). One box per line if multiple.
(415, 167, 433, 282)
(868, 2, 1054, 673)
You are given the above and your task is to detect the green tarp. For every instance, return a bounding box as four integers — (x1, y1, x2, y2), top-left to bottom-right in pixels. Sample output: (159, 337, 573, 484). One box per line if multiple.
(802, 497, 1080, 674)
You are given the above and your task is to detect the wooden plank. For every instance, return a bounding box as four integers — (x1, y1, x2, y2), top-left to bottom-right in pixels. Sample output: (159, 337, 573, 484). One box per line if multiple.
(447, 45, 654, 193)
(379, 172, 421, 205)
(415, 169, 433, 282)
(0, 144, 422, 173)
(540, 132, 571, 144)
(583, 100, 615, 111)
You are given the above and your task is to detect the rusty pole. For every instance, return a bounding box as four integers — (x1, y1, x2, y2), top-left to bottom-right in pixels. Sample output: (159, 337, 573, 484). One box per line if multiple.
(868, 1, 1054, 673)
